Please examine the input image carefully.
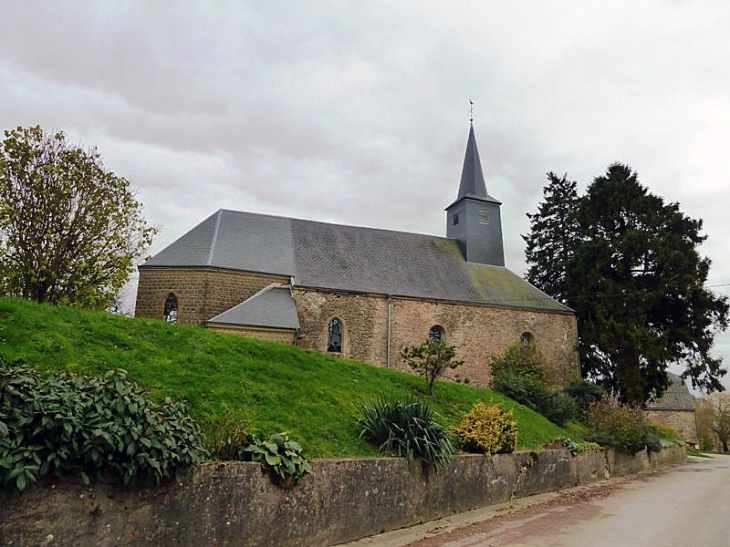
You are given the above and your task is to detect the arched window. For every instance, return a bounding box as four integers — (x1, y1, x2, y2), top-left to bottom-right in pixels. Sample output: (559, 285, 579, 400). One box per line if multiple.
(428, 325, 444, 342)
(327, 318, 343, 353)
(163, 293, 178, 323)
(520, 331, 534, 345)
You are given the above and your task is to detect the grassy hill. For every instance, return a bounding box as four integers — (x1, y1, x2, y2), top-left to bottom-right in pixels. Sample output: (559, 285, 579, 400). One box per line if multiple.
(0, 297, 572, 458)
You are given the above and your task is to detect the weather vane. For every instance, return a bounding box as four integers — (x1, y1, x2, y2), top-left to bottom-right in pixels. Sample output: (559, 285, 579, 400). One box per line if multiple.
(469, 99, 474, 122)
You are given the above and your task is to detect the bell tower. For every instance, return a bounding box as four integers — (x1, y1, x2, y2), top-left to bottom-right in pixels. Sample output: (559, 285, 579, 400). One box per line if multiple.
(445, 122, 505, 266)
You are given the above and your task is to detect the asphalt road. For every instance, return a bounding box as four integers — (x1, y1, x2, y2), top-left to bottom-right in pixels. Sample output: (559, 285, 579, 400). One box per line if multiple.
(340, 455, 730, 547)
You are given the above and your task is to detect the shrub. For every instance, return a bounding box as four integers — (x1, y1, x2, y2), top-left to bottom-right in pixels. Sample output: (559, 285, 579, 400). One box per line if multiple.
(243, 432, 312, 489)
(0, 364, 207, 492)
(543, 436, 578, 453)
(647, 421, 683, 441)
(491, 374, 578, 426)
(490, 341, 546, 385)
(584, 398, 648, 455)
(400, 340, 464, 395)
(356, 394, 454, 468)
(645, 434, 663, 453)
(699, 435, 714, 452)
(565, 379, 607, 414)
(453, 401, 517, 455)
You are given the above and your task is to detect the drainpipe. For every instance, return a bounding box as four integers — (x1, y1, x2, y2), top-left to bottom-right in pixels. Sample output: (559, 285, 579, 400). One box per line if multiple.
(387, 295, 393, 368)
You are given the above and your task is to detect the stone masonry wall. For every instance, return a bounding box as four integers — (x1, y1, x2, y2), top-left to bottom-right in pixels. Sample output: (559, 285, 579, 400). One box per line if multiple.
(135, 268, 289, 325)
(645, 410, 698, 445)
(390, 297, 579, 388)
(207, 326, 296, 345)
(0, 446, 686, 547)
(136, 270, 579, 387)
(294, 288, 579, 388)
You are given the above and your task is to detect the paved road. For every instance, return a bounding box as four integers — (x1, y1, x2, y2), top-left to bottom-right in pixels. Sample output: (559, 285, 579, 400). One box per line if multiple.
(341, 455, 730, 547)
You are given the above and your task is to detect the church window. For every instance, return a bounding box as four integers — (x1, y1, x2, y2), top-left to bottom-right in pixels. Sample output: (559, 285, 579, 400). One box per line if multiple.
(163, 293, 178, 323)
(428, 325, 444, 342)
(453, 213, 459, 225)
(520, 331, 534, 345)
(479, 210, 489, 224)
(327, 318, 343, 353)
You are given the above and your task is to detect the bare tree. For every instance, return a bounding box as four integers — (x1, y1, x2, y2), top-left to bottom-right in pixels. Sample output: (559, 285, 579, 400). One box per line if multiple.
(710, 394, 730, 453)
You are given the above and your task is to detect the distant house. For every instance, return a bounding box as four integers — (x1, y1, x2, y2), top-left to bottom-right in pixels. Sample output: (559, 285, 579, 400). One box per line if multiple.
(645, 372, 697, 445)
(135, 124, 580, 388)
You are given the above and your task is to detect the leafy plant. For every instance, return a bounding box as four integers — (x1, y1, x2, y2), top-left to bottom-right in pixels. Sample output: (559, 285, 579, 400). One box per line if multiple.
(0, 125, 157, 308)
(490, 341, 546, 385)
(243, 432, 312, 488)
(491, 374, 577, 426)
(565, 379, 607, 415)
(356, 394, 454, 468)
(0, 363, 207, 492)
(452, 401, 517, 456)
(400, 340, 464, 395)
(646, 422, 682, 442)
(584, 398, 648, 455)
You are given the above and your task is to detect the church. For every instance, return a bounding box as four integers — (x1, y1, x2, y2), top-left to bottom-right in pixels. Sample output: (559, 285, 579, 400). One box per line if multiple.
(135, 124, 579, 388)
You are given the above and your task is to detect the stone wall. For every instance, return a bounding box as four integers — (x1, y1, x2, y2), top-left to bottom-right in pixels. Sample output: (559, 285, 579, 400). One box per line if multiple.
(136, 270, 579, 388)
(0, 446, 685, 547)
(207, 326, 297, 345)
(645, 410, 698, 445)
(294, 288, 579, 388)
(135, 268, 289, 325)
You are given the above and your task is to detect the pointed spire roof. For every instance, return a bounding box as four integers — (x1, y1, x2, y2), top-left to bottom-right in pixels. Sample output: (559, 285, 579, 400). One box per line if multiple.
(448, 123, 501, 208)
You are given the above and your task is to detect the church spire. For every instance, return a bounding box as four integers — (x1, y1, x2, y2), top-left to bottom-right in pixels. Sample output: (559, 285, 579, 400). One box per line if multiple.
(445, 119, 505, 266)
(456, 122, 489, 200)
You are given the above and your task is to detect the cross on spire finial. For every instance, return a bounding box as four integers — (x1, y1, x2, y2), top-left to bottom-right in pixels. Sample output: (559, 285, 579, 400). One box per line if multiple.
(469, 99, 474, 122)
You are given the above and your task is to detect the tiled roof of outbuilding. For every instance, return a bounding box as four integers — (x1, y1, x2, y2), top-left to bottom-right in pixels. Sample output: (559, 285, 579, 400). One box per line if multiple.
(646, 372, 696, 412)
(142, 209, 570, 313)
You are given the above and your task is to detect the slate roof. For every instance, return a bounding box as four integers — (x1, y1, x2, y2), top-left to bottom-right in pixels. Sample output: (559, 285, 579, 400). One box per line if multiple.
(646, 373, 696, 411)
(142, 209, 570, 313)
(448, 122, 501, 208)
(206, 284, 300, 330)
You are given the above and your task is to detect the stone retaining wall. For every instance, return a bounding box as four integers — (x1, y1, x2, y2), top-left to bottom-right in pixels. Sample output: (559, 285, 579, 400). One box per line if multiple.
(0, 446, 686, 547)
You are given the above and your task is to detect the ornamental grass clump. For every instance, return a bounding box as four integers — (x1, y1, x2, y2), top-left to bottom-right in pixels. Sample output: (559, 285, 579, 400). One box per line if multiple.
(452, 401, 517, 456)
(356, 393, 454, 469)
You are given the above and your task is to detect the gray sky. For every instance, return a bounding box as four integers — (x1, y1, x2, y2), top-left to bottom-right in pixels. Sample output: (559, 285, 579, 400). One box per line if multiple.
(2, 1, 729, 388)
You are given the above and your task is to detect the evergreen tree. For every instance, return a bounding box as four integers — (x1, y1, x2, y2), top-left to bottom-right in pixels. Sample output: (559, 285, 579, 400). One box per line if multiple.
(525, 163, 728, 404)
(523, 172, 580, 305)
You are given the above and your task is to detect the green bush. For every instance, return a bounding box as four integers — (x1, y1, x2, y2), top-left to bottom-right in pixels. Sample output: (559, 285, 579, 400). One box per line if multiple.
(699, 435, 714, 452)
(491, 374, 578, 426)
(646, 421, 683, 441)
(400, 340, 464, 395)
(584, 398, 648, 455)
(356, 394, 454, 468)
(243, 432, 312, 489)
(490, 341, 545, 384)
(645, 434, 663, 453)
(0, 364, 207, 492)
(565, 379, 607, 414)
(452, 401, 517, 455)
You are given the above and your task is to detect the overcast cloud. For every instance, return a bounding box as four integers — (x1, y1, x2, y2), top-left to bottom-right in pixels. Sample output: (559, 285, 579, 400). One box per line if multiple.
(2, 1, 729, 387)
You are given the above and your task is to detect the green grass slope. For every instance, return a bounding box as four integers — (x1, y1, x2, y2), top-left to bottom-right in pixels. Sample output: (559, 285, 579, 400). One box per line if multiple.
(0, 297, 571, 458)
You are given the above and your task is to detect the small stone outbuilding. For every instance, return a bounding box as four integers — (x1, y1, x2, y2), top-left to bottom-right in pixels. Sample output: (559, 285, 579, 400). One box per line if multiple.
(645, 372, 697, 445)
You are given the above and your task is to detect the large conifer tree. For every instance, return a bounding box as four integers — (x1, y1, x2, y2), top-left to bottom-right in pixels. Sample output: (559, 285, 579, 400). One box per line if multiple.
(524, 163, 728, 404)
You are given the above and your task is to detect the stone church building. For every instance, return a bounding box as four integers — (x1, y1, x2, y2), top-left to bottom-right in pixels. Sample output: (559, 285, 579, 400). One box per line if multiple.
(135, 124, 579, 387)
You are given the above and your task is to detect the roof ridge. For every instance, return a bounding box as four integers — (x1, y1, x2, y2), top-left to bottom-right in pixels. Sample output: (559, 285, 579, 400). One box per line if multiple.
(206, 209, 224, 266)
